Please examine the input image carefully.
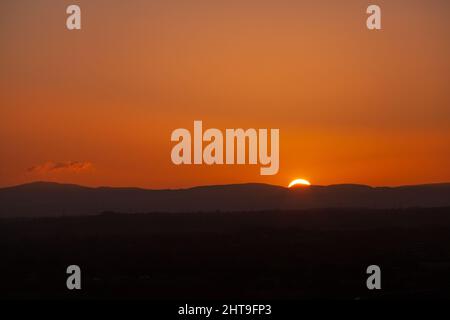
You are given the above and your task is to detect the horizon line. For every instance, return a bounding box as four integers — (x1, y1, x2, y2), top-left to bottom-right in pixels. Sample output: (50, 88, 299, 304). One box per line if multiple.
(1, 180, 450, 191)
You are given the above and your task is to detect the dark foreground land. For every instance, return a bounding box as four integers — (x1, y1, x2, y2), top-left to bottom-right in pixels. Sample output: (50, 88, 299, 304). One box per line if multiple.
(1, 207, 450, 299)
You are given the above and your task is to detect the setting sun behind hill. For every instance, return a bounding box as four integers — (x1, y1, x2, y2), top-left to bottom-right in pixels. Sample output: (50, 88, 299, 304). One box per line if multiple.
(288, 179, 311, 188)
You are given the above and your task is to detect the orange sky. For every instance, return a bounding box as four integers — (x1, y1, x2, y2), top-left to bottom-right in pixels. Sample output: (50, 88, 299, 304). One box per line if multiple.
(1, 0, 449, 188)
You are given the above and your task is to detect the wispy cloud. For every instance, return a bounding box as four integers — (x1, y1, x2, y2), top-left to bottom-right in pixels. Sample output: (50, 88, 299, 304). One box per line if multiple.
(27, 161, 93, 173)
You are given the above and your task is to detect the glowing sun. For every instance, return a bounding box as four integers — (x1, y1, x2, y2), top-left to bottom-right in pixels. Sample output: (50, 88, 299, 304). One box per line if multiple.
(288, 178, 311, 188)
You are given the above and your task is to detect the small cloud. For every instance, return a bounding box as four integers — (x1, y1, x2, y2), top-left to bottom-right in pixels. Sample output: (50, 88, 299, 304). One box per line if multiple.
(27, 161, 93, 173)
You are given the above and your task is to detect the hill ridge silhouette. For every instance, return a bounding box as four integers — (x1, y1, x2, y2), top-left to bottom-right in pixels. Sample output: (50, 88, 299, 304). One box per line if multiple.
(1, 181, 450, 217)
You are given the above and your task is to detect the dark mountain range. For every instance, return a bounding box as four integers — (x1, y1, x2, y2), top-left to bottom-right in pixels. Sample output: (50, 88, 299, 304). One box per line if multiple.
(1, 181, 450, 217)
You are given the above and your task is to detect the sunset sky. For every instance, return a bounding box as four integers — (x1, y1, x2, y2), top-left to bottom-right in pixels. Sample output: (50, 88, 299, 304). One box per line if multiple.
(1, 0, 449, 188)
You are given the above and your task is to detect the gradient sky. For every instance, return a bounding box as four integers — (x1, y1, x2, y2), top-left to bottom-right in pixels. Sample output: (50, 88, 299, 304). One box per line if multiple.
(1, 0, 449, 188)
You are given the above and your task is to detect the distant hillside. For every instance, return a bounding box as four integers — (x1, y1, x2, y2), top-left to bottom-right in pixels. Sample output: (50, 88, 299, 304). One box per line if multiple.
(1, 181, 450, 217)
